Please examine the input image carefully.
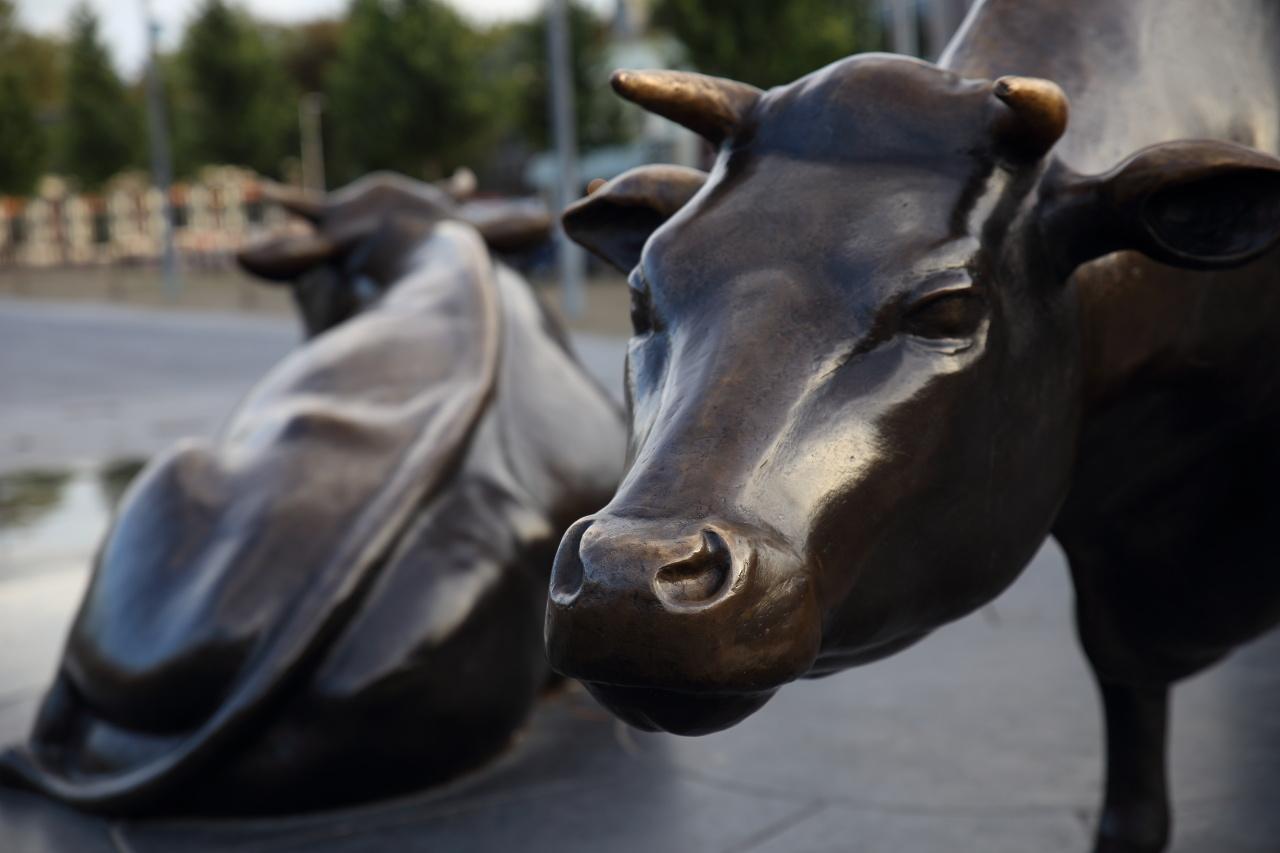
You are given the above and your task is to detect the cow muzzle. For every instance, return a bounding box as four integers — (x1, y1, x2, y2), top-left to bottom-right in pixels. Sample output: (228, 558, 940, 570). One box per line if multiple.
(544, 514, 821, 735)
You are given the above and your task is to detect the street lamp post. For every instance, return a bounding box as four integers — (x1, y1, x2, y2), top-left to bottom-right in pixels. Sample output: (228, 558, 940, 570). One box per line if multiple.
(888, 0, 921, 58)
(299, 93, 326, 194)
(547, 0, 586, 319)
(140, 0, 180, 299)
(924, 0, 974, 60)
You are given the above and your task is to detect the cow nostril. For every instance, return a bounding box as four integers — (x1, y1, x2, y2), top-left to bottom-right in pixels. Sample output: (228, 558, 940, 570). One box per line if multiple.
(550, 519, 591, 606)
(654, 529, 734, 608)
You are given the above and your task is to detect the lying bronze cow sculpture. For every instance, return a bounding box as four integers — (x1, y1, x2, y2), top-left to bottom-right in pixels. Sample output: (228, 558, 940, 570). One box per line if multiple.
(244, 171, 556, 338)
(547, 1, 1280, 850)
(0, 174, 625, 816)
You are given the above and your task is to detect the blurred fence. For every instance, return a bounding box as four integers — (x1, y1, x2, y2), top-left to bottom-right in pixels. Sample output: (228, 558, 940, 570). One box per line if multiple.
(0, 168, 288, 271)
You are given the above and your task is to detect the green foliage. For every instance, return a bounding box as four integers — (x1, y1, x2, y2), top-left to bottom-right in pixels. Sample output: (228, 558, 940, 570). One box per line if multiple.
(0, 1, 13, 41)
(327, 0, 491, 183)
(0, 66, 45, 195)
(0, 0, 673, 194)
(0, 1, 46, 194)
(496, 2, 629, 151)
(60, 4, 143, 190)
(179, 0, 297, 177)
(3, 18, 64, 111)
(651, 0, 883, 88)
(280, 19, 345, 94)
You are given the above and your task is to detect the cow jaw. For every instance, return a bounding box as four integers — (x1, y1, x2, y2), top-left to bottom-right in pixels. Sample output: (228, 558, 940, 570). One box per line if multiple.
(585, 683, 777, 736)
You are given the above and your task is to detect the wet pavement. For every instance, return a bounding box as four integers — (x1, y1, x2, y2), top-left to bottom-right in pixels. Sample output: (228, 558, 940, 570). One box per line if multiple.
(2, 299, 1279, 852)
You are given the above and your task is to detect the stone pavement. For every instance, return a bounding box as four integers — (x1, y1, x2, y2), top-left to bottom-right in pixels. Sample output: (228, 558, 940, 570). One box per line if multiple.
(1, 299, 1278, 852)
(0, 298, 627, 473)
(0, 299, 296, 473)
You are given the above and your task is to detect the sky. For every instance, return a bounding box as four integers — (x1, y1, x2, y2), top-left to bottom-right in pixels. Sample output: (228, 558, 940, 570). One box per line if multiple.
(14, 0, 613, 76)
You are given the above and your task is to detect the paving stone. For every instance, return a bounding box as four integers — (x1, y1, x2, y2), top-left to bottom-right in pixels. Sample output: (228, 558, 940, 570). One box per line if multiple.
(0, 300, 626, 473)
(0, 567, 88, 700)
(0, 789, 119, 853)
(739, 805, 1091, 853)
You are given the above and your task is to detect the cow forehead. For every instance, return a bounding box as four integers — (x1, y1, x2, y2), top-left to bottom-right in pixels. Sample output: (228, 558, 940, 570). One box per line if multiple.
(645, 158, 982, 308)
(747, 54, 998, 168)
(641, 57, 1008, 311)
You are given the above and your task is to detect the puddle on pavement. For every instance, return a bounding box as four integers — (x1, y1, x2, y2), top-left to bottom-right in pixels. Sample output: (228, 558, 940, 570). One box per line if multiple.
(0, 460, 145, 575)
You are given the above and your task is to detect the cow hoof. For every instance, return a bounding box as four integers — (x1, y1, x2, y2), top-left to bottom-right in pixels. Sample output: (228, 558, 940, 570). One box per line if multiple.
(1093, 803, 1169, 853)
(1093, 839, 1166, 853)
(1093, 819, 1169, 853)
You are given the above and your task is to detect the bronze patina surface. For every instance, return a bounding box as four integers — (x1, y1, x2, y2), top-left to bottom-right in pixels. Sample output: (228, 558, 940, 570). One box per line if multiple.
(0, 175, 625, 816)
(548, 1, 1280, 850)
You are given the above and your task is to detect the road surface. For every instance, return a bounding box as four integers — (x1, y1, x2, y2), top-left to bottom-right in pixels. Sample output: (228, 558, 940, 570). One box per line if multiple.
(0, 298, 626, 473)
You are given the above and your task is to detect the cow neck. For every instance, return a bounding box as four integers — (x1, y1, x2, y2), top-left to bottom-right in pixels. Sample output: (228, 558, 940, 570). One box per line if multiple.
(942, 0, 1280, 173)
(942, 0, 1280, 414)
(1071, 252, 1280, 418)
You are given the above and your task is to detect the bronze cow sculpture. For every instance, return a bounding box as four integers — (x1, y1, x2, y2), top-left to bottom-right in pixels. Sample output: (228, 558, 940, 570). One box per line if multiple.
(243, 171, 555, 337)
(546, 1, 1280, 850)
(0, 175, 626, 816)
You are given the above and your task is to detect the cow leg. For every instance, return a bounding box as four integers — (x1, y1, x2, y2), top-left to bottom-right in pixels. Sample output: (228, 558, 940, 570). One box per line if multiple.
(1092, 679, 1171, 853)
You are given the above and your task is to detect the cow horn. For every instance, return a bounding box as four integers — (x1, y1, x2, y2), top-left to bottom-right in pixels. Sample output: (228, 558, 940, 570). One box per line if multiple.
(992, 76, 1069, 159)
(261, 182, 325, 224)
(611, 69, 762, 146)
(437, 167, 477, 202)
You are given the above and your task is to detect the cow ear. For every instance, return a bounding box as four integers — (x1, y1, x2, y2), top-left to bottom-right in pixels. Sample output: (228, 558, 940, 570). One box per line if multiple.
(237, 211, 386, 282)
(460, 200, 554, 254)
(1043, 140, 1280, 273)
(237, 232, 337, 282)
(437, 167, 478, 202)
(562, 165, 709, 272)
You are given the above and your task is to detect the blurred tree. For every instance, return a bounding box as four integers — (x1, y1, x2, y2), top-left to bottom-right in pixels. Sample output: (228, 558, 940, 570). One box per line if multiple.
(60, 4, 143, 190)
(327, 0, 491, 182)
(275, 19, 345, 186)
(281, 19, 344, 94)
(651, 0, 882, 89)
(497, 1, 629, 151)
(180, 0, 297, 177)
(0, 2, 17, 48)
(0, 1, 46, 194)
(0, 68, 45, 195)
(4, 24, 64, 111)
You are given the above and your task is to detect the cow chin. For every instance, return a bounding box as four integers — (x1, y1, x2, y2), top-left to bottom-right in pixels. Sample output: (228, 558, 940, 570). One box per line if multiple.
(583, 682, 777, 736)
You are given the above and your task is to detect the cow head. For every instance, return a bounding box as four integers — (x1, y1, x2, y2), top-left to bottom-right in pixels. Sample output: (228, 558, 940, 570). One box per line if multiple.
(237, 171, 551, 337)
(545, 55, 1280, 735)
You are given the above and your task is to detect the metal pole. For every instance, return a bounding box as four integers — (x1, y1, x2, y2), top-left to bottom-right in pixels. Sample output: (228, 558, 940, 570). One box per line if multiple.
(924, 0, 973, 60)
(888, 0, 921, 58)
(924, 0, 953, 61)
(140, 0, 179, 299)
(547, 0, 585, 319)
(299, 93, 326, 193)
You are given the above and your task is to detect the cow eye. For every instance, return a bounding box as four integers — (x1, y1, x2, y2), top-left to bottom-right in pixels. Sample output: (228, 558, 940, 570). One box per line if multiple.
(629, 274, 655, 336)
(903, 290, 985, 340)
